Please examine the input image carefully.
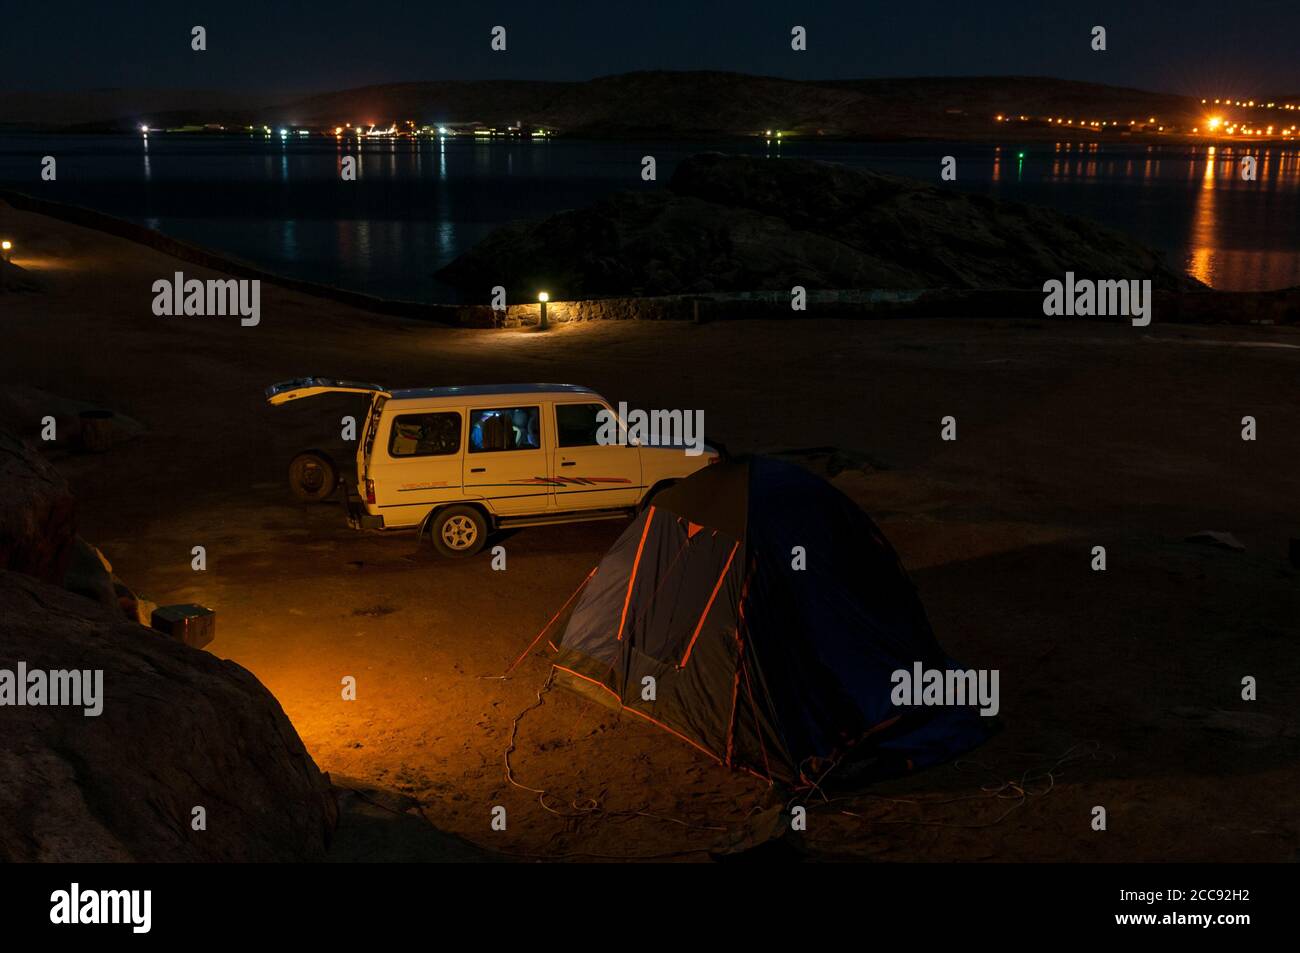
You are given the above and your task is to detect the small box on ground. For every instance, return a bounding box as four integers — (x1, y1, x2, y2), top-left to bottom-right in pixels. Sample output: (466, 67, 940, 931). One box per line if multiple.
(79, 409, 116, 453)
(151, 604, 216, 649)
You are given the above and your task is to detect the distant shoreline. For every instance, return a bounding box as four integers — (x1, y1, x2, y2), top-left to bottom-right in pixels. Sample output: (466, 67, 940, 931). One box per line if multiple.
(3, 72, 1295, 144)
(3, 127, 1296, 147)
(0, 188, 458, 322)
(4, 187, 1299, 328)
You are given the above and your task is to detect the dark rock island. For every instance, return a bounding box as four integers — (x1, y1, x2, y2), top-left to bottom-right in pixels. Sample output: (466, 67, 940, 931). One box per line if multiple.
(438, 153, 1194, 301)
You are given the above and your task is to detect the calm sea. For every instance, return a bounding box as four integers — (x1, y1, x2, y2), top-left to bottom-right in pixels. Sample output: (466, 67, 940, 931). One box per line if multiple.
(2, 133, 1298, 300)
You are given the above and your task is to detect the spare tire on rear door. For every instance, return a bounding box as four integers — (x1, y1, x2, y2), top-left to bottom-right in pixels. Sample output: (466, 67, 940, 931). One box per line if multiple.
(288, 450, 338, 502)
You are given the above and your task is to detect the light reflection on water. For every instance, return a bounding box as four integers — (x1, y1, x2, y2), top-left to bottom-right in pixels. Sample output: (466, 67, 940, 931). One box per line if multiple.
(1188, 146, 1218, 286)
(1, 133, 1298, 301)
(1182, 143, 1300, 291)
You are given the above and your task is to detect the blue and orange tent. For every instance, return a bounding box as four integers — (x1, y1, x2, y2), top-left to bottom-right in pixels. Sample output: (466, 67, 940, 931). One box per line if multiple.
(547, 456, 992, 788)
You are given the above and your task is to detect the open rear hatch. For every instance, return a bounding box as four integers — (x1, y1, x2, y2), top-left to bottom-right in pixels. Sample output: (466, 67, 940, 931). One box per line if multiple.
(265, 377, 390, 405)
(266, 378, 391, 530)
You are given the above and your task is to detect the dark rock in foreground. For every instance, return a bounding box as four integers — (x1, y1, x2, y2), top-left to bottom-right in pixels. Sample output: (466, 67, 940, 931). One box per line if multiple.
(0, 258, 41, 293)
(0, 429, 76, 584)
(328, 777, 503, 862)
(0, 571, 337, 861)
(0, 423, 333, 861)
(438, 153, 1194, 300)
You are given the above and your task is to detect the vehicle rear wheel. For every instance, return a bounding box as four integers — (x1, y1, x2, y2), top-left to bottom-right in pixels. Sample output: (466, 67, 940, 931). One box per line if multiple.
(288, 451, 338, 502)
(430, 505, 488, 558)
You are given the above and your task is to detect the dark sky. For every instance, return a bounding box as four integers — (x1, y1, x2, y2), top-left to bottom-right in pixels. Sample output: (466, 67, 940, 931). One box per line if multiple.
(4, 0, 1297, 96)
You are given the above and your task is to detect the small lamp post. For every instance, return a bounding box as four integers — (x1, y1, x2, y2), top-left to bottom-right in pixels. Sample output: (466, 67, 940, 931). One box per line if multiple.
(537, 291, 549, 330)
(1, 240, 11, 263)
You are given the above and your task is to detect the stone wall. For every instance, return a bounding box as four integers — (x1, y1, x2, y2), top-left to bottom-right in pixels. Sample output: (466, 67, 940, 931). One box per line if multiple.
(475, 288, 1300, 329)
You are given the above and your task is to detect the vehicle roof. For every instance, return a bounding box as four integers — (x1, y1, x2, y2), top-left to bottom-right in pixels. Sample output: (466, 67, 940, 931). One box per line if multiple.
(387, 383, 599, 402)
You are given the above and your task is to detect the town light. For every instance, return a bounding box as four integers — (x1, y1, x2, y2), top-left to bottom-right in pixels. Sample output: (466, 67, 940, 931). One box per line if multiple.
(2, 240, 11, 262)
(537, 292, 549, 331)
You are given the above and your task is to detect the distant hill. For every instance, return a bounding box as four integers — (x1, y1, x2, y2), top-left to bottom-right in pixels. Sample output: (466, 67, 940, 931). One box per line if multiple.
(252, 73, 1208, 139)
(0, 72, 1215, 138)
(0, 88, 299, 130)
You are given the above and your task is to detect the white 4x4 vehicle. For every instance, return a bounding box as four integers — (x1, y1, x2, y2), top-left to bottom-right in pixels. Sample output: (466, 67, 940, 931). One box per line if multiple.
(266, 379, 721, 557)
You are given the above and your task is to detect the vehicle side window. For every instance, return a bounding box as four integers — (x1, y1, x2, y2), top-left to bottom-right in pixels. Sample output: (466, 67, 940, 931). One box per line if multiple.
(388, 412, 461, 457)
(556, 403, 611, 448)
(469, 406, 541, 453)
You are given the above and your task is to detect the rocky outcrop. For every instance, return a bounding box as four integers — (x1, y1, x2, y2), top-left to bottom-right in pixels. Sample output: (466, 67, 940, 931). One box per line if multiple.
(0, 429, 76, 584)
(0, 258, 40, 293)
(0, 423, 335, 861)
(62, 535, 158, 625)
(438, 153, 1195, 301)
(0, 571, 337, 861)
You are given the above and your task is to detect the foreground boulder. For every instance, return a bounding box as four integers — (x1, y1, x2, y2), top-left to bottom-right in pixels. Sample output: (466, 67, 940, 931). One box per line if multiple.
(0, 257, 40, 293)
(0, 428, 76, 583)
(439, 153, 1194, 299)
(0, 571, 337, 861)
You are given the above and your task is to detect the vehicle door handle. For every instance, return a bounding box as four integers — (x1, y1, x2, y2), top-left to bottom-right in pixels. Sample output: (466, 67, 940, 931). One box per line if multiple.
(470, 467, 486, 473)
(560, 461, 576, 467)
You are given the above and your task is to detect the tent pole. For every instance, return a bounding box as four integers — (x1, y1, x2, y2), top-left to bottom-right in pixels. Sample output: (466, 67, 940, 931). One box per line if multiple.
(504, 566, 598, 675)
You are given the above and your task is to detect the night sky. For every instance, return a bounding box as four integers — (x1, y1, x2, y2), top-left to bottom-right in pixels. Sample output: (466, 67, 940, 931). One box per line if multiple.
(3, 0, 1297, 96)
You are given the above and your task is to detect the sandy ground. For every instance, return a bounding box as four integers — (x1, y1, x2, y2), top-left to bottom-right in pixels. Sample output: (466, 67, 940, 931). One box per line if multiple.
(2, 200, 1298, 862)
